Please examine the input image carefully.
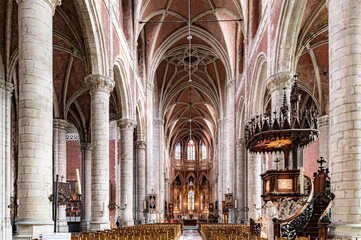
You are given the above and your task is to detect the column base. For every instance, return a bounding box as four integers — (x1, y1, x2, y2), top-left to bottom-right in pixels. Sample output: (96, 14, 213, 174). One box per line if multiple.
(329, 223, 361, 239)
(90, 221, 110, 231)
(80, 220, 91, 231)
(121, 220, 134, 226)
(15, 220, 53, 240)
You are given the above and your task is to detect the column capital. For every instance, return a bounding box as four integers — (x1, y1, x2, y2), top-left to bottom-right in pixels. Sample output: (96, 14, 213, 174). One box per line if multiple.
(266, 71, 295, 93)
(135, 140, 147, 149)
(53, 119, 69, 130)
(85, 74, 115, 94)
(319, 115, 329, 127)
(17, 0, 62, 15)
(80, 142, 92, 151)
(45, 0, 62, 15)
(0, 79, 14, 93)
(117, 118, 137, 130)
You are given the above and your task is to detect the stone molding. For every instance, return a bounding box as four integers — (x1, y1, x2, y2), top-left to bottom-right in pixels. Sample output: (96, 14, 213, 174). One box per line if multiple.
(117, 118, 137, 130)
(66, 133, 79, 140)
(85, 74, 115, 94)
(236, 139, 246, 148)
(53, 119, 69, 130)
(135, 140, 147, 149)
(0, 79, 14, 93)
(154, 118, 165, 125)
(266, 71, 295, 93)
(16, 0, 62, 15)
(319, 115, 329, 127)
(80, 142, 92, 151)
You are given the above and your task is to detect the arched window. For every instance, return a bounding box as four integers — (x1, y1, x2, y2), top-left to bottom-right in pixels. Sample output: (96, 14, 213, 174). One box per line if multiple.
(201, 142, 207, 159)
(175, 143, 181, 159)
(187, 140, 195, 160)
(188, 190, 194, 210)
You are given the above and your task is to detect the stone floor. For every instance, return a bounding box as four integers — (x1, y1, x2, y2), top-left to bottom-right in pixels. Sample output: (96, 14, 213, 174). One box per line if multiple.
(180, 229, 202, 240)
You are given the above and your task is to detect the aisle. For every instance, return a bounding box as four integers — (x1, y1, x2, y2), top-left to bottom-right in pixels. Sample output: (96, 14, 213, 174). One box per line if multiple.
(180, 229, 202, 240)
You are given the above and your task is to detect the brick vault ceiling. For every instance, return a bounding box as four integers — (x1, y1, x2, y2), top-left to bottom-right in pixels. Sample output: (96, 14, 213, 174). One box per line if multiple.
(138, 0, 245, 155)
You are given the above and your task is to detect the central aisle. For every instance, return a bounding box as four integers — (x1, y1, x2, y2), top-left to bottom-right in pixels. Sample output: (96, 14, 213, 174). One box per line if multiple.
(180, 229, 202, 240)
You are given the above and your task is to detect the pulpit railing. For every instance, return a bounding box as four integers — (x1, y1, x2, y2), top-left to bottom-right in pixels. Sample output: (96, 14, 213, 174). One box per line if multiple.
(273, 175, 314, 239)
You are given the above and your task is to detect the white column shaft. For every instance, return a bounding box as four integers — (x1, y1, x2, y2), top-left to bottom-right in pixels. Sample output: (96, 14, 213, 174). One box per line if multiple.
(329, 0, 361, 237)
(118, 119, 136, 226)
(136, 141, 146, 224)
(0, 80, 13, 240)
(247, 152, 262, 220)
(80, 143, 91, 231)
(17, 0, 57, 237)
(86, 74, 114, 230)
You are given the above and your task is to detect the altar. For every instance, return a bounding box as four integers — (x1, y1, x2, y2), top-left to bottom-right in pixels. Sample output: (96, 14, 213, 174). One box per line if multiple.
(183, 219, 197, 226)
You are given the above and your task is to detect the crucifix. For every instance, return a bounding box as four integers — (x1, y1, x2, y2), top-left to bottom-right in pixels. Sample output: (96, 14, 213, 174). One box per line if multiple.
(317, 156, 327, 171)
(274, 158, 281, 171)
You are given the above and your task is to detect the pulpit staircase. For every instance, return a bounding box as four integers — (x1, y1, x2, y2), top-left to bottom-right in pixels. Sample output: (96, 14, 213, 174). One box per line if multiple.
(273, 158, 334, 240)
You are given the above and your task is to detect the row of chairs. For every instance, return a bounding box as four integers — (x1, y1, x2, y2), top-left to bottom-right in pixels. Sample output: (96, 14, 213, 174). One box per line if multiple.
(69, 223, 182, 240)
(199, 224, 251, 240)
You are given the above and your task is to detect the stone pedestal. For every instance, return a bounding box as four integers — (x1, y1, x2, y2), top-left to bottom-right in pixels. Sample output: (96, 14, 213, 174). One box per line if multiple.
(80, 143, 91, 231)
(328, 0, 361, 238)
(16, 0, 61, 238)
(53, 119, 69, 233)
(85, 74, 114, 230)
(136, 140, 146, 224)
(266, 72, 293, 169)
(0, 80, 13, 240)
(118, 119, 137, 226)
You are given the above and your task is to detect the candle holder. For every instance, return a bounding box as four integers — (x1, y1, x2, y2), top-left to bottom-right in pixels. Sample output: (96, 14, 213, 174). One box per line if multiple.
(235, 207, 249, 224)
(108, 203, 127, 210)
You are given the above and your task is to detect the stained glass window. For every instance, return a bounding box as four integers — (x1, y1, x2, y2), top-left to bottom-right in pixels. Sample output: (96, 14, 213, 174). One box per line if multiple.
(175, 143, 181, 159)
(201, 142, 207, 159)
(188, 190, 194, 210)
(187, 140, 195, 160)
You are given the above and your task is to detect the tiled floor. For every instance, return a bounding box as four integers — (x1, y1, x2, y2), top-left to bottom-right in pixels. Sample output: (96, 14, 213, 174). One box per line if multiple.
(180, 230, 202, 240)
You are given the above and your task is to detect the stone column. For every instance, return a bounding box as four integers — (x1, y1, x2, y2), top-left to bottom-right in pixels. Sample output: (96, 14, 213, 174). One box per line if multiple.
(117, 119, 137, 226)
(53, 119, 69, 233)
(146, 83, 154, 223)
(247, 152, 262, 220)
(153, 118, 165, 220)
(135, 140, 146, 224)
(80, 143, 91, 231)
(266, 72, 293, 169)
(85, 74, 114, 230)
(329, 0, 361, 238)
(0, 80, 13, 240)
(318, 115, 330, 168)
(17, 0, 60, 238)
(235, 139, 246, 223)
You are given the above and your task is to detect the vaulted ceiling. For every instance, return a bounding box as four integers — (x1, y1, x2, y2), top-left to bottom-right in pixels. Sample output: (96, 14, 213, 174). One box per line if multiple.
(137, 0, 245, 164)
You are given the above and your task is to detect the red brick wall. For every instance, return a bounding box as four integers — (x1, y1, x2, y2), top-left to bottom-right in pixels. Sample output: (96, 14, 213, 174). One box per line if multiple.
(66, 139, 118, 222)
(303, 137, 320, 178)
(66, 140, 81, 182)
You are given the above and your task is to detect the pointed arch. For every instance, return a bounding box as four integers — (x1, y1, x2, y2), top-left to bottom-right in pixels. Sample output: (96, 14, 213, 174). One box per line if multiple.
(74, 0, 109, 75)
(136, 100, 146, 140)
(273, 0, 307, 73)
(113, 58, 133, 119)
(248, 53, 268, 116)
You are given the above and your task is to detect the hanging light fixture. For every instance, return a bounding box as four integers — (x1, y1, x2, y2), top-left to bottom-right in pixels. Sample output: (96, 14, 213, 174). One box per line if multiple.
(189, 87, 192, 141)
(187, 0, 192, 83)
